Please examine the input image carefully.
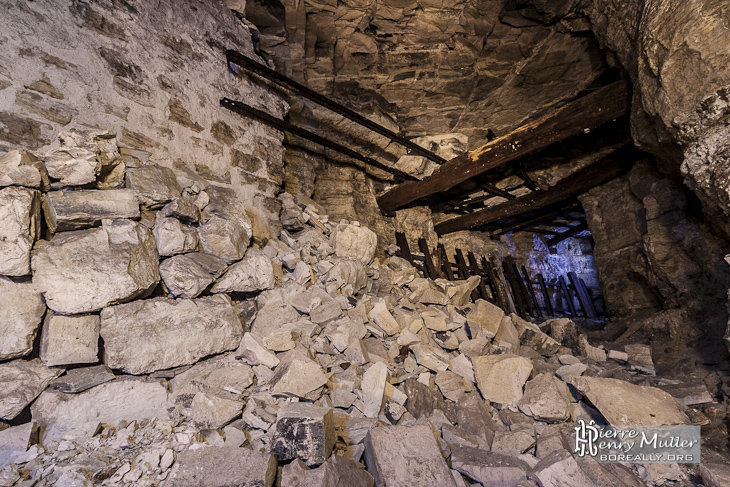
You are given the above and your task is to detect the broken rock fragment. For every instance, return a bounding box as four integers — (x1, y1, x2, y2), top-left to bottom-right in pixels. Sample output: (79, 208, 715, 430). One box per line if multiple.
(0, 422, 37, 465)
(32, 220, 159, 314)
(0, 186, 41, 276)
(473, 354, 533, 406)
(153, 213, 198, 256)
(0, 149, 50, 190)
(164, 447, 277, 487)
(332, 223, 377, 265)
(281, 455, 375, 487)
(270, 357, 328, 398)
(450, 445, 530, 486)
(518, 373, 572, 423)
(271, 403, 335, 466)
(42, 189, 139, 233)
(100, 295, 243, 375)
(0, 277, 46, 360)
(159, 254, 215, 298)
(125, 164, 182, 208)
(198, 185, 253, 263)
(236, 333, 280, 368)
(0, 359, 62, 420)
(364, 425, 457, 487)
(360, 362, 388, 418)
(212, 247, 275, 293)
(466, 299, 504, 339)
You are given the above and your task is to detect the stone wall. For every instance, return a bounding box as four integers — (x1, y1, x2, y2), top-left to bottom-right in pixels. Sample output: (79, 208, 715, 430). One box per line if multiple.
(0, 0, 287, 233)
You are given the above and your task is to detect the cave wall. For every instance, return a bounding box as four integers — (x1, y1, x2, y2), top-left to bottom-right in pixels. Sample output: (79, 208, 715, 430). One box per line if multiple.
(0, 0, 287, 233)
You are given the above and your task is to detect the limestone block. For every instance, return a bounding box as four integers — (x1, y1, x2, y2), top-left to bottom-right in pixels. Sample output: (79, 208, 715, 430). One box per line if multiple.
(236, 333, 280, 368)
(281, 455, 375, 487)
(364, 425, 457, 487)
(42, 189, 139, 233)
(325, 318, 367, 352)
(270, 358, 328, 398)
(0, 359, 61, 420)
(100, 295, 243, 375)
(360, 362, 388, 418)
(164, 447, 277, 487)
(411, 343, 451, 372)
(49, 365, 115, 394)
(271, 403, 335, 466)
(456, 395, 495, 447)
(568, 376, 689, 426)
(0, 277, 45, 360)
(125, 165, 182, 209)
(212, 248, 275, 293)
(32, 378, 169, 442)
(32, 220, 159, 314)
(191, 392, 244, 429)
(153, 213, 198, 256)
(369, 301, 401, 336)
(0, 422, 37, 465)
(0, 186, 41, 276)
(43, 132, 100, 186)
(450, 445, 530, 486)
(198, 185, 252, 264)
(466, 299, 504, 339)
(332, 223, 377, 265)
(532, 450, 596, 487)
(473, 354, 533, 406)
(518, 373, 572, 423)
(159, 254, 215, 298)
(701, 463, 730, 487)
(0, 150, 50, 190)
(40, 313, 100, 367)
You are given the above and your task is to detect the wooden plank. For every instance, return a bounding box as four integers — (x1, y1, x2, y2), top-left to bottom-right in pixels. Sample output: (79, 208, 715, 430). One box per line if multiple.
(377, 81, 630, 214)
(454, 249, 480, 301)
(511, 260, 536, 317)
(537, 274, 555, 318)
(468, 252, 491, 302)
(395, 232, 414, 265)
(558, 275, 577, 317)
(438, 244, 456, 280)
(490, 204, 580, 236)
(502, 258, 527, 318)
(580, 277, 600, 319)
(546, 221, 590, 247)
(434, 143, 636, 235)
(568, 272, 598, 319)
(521, 266, 543, 319)
(484, 257, 514, 314)
(418, 238, 439, 280)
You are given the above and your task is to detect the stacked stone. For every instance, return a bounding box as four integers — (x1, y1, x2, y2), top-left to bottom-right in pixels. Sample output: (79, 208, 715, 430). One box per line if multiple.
(0, 131, 722, 487)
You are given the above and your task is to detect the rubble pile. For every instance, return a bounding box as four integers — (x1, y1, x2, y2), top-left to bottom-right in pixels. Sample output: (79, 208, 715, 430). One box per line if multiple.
(0, 132, 725, 487)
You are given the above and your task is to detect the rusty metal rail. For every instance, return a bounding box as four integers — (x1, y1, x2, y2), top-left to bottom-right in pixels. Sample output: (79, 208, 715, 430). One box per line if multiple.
(220, 98, 415, 182)
(226, 50, 446, 165)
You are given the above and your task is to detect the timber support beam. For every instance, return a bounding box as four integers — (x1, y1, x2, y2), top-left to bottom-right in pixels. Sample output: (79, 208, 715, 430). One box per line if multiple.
(376, 81, 630, 215)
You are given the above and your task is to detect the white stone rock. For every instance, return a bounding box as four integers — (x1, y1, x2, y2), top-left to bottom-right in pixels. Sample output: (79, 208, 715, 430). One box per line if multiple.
(198, 186, 252, 264)
(473, 354, 533, 406)
(0, 277, 45, 360)
(518, 373, 572, 423)
(191, 392, 244, 429)
(411, 343, 451, 373)
(32, 378, 169, 442)
(532, 450, 596, 487)
(0, 150, 49, 190)
(449, 353, 475, 384)
(42, 189, 139, 233)
(125, 165, 182, 208)
(332, 224, 377, 265)
(361, 362, 388, 418)
(159, 254, 215, 298)
(100, 295, 243, 375)
(236, 333, 280, 368)
(0, 422, 36, 465)
(270, 358, 328, 398)
(43, 132, 100, 186)
(164, 447, 276, 487)
(0, 359, 61, 420)
(212, 248, 275, 293)
(369, 302, 401, 336)
(0, 186, 41, 276)
(32, 220, 159, 314)
(465, 299, 503, 340)
(325, 318, 367, 352)
(153, 213, 198, 256)
(40, 313, 99, 366)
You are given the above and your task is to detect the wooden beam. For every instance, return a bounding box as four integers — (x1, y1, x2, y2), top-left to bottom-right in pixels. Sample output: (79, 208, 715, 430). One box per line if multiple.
(434, 143, 636, 235)
(546, 221, 589, 247)
(377, 81, 630, 214)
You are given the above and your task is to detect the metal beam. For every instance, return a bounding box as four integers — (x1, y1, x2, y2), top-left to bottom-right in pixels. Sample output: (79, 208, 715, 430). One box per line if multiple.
(226, 50, 446, 165)
(220, 98, 415, 182)
(376, 81, 630, 214)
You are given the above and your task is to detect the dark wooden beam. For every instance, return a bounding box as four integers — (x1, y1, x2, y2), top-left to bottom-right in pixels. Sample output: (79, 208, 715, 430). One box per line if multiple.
(377, 81, 630, 214)
(546, 221, 589, 247)
(434, 143, 637, 235)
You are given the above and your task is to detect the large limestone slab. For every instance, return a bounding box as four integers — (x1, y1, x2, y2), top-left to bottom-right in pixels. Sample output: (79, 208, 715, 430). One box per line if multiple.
(0, 359, 61, 420)
(32, 220, 159, 314)
(450, 446, 530, 487)
(364, 425, 458, 487)
(281, 455, 375, 487)
(332, 223, 377, 265)
(270, 358, 328, 398)
(164, 447, 276, 487)
(466, 300, 504, 340)
(569, 376, 689, 426)
(0, 186, 41, 276)
(361, 362, 388, 418)
(0, 277, 46, 360)
(0, 422, 37, 465)
(473, 354, 533, 406)
(100, 295, 243, 375)
(212, 248, 275, 293)
(198, 186, 252, 264)
(42, 189, 140, 233)
(40, 313, 100, 367)
(701, 463, 730, 487)
(43, 132, 100, 186)
(518, 373, 572, 423)
(0, 150, 49, 190)
(125, 165, 182, 209)
(32, 378, 169, 442)
(153, 213, 198, 256)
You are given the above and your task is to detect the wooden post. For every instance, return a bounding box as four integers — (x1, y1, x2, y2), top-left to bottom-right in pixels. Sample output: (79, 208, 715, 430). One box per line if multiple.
(502, 258, 527, 318)
(438, 244, 456, 280)
(580, 277, 600, 319)
(568, 272, 598, 319)
(395, 232, 414, 266)
(537, 274, 555, 318)
(418, 238, 439, 280)
(558, 275, 577, 316)
(521, 266, 543, 319)
(468, 252, 491, 302)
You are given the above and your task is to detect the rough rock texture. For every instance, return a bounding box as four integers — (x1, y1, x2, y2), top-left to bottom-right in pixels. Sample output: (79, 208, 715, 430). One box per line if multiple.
(270, 358, 329, 398)
(199, 186, 254, 264)
(518, 373, 572, 423)
(473, 354, 533, 406)
(333, 224, 378, 265)
(40, 313, 100, 367)
(701, 463, 730, 487)
(126, 165, 182, 209)
(0, 277, 46, 360)
(159, 254, 217, 298)
(0, 186, 41, 276)
(0, 360, 61, 420)
(569, 376, 689, 426)
(164, 447, 277, 487)
(100, 295, 243, 375)
(0, 422, 37, 465)
(32, 220, 159, 314)
(364, 425, 457, 487)
(281, 455, 375, 487)
(0, 150, 49, 190)
(212, 247, 276, 293)
(42, 189, 139, 233)
(271, 403, 335, 466)
(32, 377, 169, 442)
(450, 445, 530, 486)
